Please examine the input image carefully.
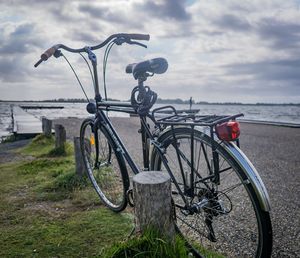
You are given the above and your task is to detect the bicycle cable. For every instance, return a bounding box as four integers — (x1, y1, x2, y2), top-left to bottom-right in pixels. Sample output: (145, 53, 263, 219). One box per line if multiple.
(79, 52, 95, 91)
(103, 41, 116, 100)
(62, 54, 90, 103)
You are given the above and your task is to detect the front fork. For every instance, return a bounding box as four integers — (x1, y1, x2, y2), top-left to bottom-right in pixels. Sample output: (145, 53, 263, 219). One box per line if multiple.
(92, 121, 100, 168)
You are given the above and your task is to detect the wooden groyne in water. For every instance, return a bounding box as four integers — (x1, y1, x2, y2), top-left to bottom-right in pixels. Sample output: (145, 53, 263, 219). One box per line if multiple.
(12, 105, 43, 136)
(11, 105, 65, 136)
(20, 105, 64, 110)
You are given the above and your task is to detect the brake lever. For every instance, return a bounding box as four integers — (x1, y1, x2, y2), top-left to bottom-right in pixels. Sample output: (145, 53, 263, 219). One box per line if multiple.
(128, 40, 147, 48)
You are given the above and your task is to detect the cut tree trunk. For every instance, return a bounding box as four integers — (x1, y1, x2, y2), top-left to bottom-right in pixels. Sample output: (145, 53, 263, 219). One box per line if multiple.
(133, 171, 175, 238)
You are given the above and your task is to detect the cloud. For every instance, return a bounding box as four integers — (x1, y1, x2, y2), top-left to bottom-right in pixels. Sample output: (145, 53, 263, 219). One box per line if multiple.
(213, 14, 252, 32)
(0, 0, 299, 103)
(77, 3, 144, 30)
(0, 23, 43, 55)
(257, 17, 300, 50)
(135, 0, 191, 21)
(0, 22, 45, 83)
(224, 58, 300, 82)
(0, 56, 31, 82)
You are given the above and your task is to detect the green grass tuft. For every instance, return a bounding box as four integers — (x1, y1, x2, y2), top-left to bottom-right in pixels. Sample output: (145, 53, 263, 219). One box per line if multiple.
(20, 134, 55, 156)
(52, 171, 89, 191)
(47, 146, 67, 156)
(45, 142, 74, 157)
(17, 158, 71, 175)
(102, 228, 190, 258)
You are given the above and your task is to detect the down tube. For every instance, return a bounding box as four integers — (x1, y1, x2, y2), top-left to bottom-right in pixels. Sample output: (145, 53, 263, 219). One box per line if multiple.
(97, 110, 140, 175)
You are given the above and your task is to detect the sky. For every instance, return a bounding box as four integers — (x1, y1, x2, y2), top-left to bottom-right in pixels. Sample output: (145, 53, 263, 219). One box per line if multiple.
(0, 0, 300, 103)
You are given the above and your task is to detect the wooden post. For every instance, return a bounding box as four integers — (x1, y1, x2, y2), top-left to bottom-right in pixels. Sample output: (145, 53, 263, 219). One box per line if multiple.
(42, 117, 52, 137)
(133, 171, 175, 238)
(54, 124, 66, 150)
(73, 137, 89, 177)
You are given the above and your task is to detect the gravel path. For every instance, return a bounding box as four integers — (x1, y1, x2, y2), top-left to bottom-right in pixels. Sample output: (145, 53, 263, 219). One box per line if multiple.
(1, 117, 299, 257)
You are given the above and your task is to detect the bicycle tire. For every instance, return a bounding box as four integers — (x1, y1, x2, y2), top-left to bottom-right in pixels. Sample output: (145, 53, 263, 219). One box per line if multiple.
(150, 127, 272, 257)
(80, 118, 129, 212)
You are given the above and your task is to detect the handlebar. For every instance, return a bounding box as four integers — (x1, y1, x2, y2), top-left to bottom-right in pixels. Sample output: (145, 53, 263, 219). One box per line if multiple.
(34, 33, 150, 67)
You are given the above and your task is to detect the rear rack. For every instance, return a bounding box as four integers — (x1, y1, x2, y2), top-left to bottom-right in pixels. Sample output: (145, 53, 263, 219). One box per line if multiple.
(152, 106, 244, 127)
(156, 113, 244, 126)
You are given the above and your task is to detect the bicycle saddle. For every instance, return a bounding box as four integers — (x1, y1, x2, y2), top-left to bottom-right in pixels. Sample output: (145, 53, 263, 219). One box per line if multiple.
(126, 57, 168, 79)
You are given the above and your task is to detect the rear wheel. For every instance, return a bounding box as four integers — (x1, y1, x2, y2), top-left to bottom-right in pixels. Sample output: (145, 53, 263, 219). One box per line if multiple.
(151, 127, 272, 257)
(80, 118, 129, 212)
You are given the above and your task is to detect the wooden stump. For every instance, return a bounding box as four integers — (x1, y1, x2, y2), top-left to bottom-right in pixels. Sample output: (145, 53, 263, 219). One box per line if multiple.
(42, 117, 52, 137)
(74, 137, 89, 177)
(133, 171, 175, 238)
(54, 124, 66, 150)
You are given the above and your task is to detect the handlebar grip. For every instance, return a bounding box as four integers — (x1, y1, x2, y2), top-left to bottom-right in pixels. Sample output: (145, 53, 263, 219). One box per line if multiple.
(41, 47, 56, 61)
(127, 34, 150, 41)
(34, 59, 43, 68)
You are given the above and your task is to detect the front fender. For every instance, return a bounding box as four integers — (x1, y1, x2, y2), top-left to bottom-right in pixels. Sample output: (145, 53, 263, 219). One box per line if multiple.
(222, 141, 271, 212)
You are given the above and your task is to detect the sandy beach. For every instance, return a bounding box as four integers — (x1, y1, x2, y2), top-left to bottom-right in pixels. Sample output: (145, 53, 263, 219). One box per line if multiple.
(1, 117, 299, 257)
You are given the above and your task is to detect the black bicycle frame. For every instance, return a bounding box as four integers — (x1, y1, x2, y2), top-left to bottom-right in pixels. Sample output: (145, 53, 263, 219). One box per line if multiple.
(86, 46, 233, 209)
(92, 100, 189, 207)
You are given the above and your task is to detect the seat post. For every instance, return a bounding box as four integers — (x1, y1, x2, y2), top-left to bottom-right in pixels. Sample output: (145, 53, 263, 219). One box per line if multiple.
(138, 74, 147, 87)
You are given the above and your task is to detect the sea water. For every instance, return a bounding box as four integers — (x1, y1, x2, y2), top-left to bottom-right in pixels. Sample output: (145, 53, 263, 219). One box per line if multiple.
(1, 102, 299, 139)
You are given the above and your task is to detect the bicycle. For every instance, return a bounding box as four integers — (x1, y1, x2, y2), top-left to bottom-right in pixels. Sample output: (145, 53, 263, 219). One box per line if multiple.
(35, 33, 272, 257)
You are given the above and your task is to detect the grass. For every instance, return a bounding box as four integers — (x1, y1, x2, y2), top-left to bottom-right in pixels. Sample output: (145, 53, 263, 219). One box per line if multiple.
(0, 134, 223, 257)
(102, 228, 190, 258)
(0, 134, 133, 257)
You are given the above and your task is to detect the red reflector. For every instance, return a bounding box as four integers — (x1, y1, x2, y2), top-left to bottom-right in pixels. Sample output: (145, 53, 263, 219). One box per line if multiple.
(216, 121, 240, 141)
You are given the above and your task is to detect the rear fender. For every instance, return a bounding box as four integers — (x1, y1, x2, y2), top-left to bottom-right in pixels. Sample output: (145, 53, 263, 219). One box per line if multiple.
(222, 141, 271, 212)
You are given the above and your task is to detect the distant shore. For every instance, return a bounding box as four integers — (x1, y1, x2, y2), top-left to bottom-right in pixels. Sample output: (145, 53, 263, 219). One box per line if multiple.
(1, 99, 299, 106)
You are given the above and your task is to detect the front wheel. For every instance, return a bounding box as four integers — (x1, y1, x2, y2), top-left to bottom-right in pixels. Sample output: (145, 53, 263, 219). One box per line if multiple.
(151, 127, 272, 257)
(80, 118, 129, 212)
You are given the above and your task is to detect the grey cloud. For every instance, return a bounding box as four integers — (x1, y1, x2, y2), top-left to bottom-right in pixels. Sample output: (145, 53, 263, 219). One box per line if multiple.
(71, 31, 100, 45)
(135, 0, 191, 21)
(50, 6, 79, 23)
(224, 59, 300, 82)
(78, 4, 144, 29)
(0, 57, 30, 82)
(0, 23, 43, 55)
(257, 18, 300, 50)
(79, 4, 107, 18)
(213, 14, 252, 32)
(0, 23, 43, 83)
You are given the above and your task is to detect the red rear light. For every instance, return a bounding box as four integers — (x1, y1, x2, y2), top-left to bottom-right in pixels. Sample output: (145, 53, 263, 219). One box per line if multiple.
(216, 121, 240, 141)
